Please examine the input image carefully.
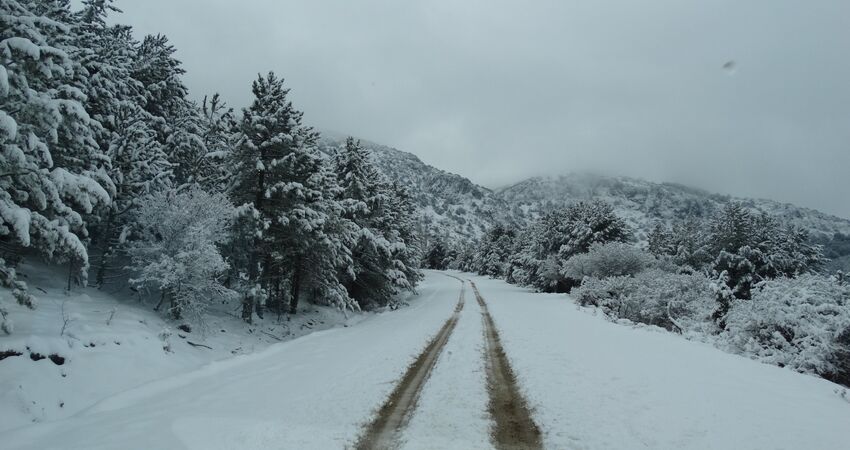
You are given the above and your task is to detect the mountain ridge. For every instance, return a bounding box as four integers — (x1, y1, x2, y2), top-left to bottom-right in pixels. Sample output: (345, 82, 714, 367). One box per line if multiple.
(317, 133, 850, 270)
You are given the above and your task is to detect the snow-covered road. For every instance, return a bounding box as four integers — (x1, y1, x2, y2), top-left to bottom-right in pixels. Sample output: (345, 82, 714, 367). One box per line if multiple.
(5, 271, 850, 450)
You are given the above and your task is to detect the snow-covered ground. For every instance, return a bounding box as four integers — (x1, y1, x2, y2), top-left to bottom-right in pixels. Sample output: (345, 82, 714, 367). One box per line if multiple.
(467, 273, 850, 450)
(4, 270, 850, 449)
(0, 261, 361, 432)
(1, 271, 463, 449)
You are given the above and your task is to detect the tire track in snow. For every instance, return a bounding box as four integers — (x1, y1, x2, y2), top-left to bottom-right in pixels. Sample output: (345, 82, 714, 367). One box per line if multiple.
(400, 276, 491, 450)
(355, 279, 466, 450)
(470, 280, 543, 450)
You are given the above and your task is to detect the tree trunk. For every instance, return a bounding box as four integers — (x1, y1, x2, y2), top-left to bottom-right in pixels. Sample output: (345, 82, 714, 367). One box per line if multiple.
(243, 154, 268, 324)
(241, 292, 254, 324)
(95, 211, 115, 288)
(289, 259, 302, 315)
(242, 239, 262, 324)
(66, 260, 75, 292)
(154, 291, 166, 311)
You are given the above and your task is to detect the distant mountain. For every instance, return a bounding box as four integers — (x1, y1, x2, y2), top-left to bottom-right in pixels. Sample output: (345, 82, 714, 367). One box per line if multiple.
(496, 173, 850, 242)
(318, 134, 850, 271)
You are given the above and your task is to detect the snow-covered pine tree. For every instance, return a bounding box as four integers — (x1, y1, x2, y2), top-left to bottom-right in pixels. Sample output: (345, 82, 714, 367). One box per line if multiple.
(449, 240, 478, 273)
(91, 103, 172, 286)
(71, 0, 144, 148)
(163, 102, 209, 190)
(555, 200, 631, 260)
(231, 72, 353, 321)
(505, 220, 546, 286)
(1, 0, 111, 299)
(648, 222, 674, 257)
(708, 203, 823, 327)
(132, 34, 188, 123)
(670, 217, 712, 270)
(198, 93, 239, 192)
(384, 181, 423, 290)
(332, 138, 420, 308)
(424, 241, 450, 270)
(518, 200, 630, 292)
(293, 164, 357, 313)
(471, 225, 516, 278)
(130, 34, 212, 193)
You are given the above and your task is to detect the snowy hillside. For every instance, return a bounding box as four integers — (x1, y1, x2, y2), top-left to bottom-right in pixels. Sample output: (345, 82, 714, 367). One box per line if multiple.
(496, 173, 850, 242)
(318, 134, 511, 242)
(316, 137, 850, 267)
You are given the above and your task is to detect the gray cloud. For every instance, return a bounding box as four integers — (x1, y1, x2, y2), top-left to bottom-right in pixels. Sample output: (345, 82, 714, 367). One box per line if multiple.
(112, 0, 850, 218)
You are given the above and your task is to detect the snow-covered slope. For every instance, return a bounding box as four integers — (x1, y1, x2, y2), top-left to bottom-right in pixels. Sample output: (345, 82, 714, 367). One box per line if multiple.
(497, 173, 850, 242)
(317, 134, 511, 242)
(0, 262, 356, 432)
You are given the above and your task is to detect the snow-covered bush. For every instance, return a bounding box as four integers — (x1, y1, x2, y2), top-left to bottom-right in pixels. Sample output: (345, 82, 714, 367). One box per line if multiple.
(561, 242, 656, 281)
(572, 269, 715, 332)
(723, 275, 850, 376)
(128, 188, 236, 324)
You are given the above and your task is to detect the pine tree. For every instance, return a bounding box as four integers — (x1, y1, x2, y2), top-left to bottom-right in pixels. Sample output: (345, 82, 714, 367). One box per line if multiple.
(648, 223, 674, 257)
(132, 34, 188, 122)
(198, 93, 238, 192)
(424, 242, 449, 269)
(472, 225, 516, 278)
(384, 181, 423, 292)
(555, 200, 631, 260)
(670, 217, 712, 270)
(497, 200, 629, 292)
(91, 103, 172, 286)
(331, 138, 419, 308)
(231, 72, 351, 321)
(164, 102, 209, 190)
(72, 0, 144, 148)
(1, 0, 111, 293)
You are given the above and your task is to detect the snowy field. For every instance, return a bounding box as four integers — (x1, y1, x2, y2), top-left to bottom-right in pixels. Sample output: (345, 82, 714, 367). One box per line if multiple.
(3, 271, 850, 449)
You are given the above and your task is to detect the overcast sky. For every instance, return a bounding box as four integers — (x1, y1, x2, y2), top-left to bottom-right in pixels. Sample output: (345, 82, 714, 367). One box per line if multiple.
(110, 0, 850, 218)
